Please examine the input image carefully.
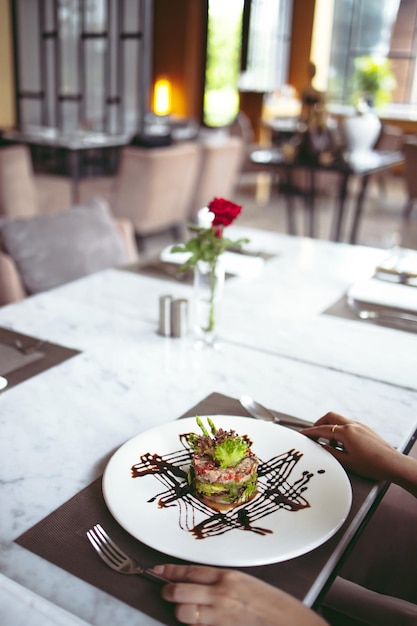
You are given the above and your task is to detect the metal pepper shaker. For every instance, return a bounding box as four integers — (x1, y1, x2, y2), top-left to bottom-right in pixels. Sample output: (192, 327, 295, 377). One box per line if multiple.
(171, 298, 189, 338)
(158, 294, 173, 336)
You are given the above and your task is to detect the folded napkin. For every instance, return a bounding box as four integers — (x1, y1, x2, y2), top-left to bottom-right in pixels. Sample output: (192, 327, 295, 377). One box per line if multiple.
(160, 245, 265, 278)
(376, 248, 417, 281)
(347, 278, 417, 314)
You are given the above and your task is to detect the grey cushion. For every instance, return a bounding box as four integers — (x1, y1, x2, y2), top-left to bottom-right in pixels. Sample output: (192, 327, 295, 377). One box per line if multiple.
(0, 198, 129, 294)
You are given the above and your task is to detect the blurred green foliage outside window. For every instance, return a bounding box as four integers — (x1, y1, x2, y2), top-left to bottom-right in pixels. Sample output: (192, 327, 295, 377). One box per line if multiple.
(204, 0, 243, 127)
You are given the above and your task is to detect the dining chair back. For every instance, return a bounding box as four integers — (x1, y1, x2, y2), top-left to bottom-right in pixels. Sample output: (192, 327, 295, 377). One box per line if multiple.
(228, 111, 269, 175)
(373, 123, 404, 197)
(189, 135, 244, 220)
(0, 144, 71, 217)
(402, 139, 417, 219)
(111, 141, 201, 247)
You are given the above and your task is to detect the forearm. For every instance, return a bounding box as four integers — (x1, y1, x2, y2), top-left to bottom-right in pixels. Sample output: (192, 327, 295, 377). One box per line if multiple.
(390, 453, 417, 498)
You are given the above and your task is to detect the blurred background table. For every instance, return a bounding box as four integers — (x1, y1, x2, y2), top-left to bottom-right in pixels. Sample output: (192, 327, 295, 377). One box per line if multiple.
(250, 148, 404, 243)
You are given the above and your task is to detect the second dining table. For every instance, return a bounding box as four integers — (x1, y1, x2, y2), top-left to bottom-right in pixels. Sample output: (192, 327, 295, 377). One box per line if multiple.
(250, 148, 404, 244)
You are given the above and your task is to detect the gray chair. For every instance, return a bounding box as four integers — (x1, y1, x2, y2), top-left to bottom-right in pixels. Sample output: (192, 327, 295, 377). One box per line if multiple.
(402, 140, 417, 219)
(0, 198, 138, 305)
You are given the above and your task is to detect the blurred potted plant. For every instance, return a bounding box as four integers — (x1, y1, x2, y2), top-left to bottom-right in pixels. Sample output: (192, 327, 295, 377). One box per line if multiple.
(352, 55, 396, 108)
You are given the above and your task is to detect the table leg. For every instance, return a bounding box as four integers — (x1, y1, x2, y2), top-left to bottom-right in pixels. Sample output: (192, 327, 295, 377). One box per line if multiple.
(67, 150, 80, 204)
(283, 170, 297, 236)
(332, 173, 349, 242)
(306, 169, 316, 238)
(349, 175, 370, 244)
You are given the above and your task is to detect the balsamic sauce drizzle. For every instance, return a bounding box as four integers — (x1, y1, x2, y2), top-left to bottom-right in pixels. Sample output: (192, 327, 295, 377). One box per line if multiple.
(131, 435, 324, 540)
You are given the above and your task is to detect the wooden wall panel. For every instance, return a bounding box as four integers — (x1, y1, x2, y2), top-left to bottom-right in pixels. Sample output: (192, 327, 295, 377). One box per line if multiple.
(0, 0, 15, 128)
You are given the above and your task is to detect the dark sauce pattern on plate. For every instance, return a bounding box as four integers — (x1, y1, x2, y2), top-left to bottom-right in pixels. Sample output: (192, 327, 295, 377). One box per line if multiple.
(131, 433, 325, 540)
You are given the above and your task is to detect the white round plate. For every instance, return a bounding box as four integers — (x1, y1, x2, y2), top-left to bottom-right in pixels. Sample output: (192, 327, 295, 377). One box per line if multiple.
(102, 415, 352, 567)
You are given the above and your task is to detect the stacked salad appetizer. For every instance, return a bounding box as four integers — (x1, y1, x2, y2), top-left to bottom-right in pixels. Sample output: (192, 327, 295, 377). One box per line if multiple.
(187, 417, 258, 510)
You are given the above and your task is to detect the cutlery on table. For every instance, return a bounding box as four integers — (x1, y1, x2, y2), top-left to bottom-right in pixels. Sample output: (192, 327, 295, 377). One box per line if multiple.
(240, 395, 313, 430)
(355, 307, 417, 326)
(14, 338, 45, 355)
(240, 395, 345, 451)
(86, 524, 169, 583)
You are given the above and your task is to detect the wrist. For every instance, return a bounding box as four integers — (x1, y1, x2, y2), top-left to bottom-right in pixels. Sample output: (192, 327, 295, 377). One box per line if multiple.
(390, 453, 417, 497)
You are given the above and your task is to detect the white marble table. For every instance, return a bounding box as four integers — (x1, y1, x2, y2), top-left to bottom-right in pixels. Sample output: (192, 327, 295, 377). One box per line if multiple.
(1, 228, 416, 625)
(45, 227, 417, 390)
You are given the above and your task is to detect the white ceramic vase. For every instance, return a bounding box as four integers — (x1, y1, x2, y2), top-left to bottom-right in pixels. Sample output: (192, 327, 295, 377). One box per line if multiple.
(342, 109, 381, 155)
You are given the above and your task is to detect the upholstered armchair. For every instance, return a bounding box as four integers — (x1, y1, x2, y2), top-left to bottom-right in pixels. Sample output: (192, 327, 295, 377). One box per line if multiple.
(0, 144, 72, 217)
(96, 141, 201, 249)
(0, 198, 138, 306)
(189, 135, 244, 220)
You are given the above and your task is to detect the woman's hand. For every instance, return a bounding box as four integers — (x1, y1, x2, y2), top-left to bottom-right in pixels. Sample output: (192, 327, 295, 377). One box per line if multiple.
(154, 564, 327, 626)
(301, 412, 417, 495)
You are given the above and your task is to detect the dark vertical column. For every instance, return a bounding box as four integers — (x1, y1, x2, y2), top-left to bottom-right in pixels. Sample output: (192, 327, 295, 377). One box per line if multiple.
(53, 0, 62, 130)
(79, 0, 85, 126)
(39, 0, 47, 126)
(10, 0, 21, 128)
(103, 0, 112, 132)
(138, 0, 153, 134)
(117, 0, 124, 133)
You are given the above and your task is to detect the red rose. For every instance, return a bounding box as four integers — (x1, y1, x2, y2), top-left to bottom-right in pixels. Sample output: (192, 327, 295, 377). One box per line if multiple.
(208, 197, 242, 227)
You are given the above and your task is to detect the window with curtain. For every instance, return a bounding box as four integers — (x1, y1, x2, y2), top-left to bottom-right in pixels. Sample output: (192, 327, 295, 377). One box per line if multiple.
(203, 0, 293, 127)
(388, 0, 417, 104)
(326, 0, 417, 107)
(12, 0, 152, 134)
(242, 0, 293, 93)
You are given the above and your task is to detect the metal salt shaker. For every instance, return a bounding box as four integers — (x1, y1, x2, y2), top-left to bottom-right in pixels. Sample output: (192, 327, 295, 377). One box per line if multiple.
(171, 298, 189, 338)
(158, 295, 173, 336)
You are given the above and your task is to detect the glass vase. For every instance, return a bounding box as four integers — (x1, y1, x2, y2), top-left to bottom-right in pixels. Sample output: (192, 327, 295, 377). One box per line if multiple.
(193, 259, 225, 348)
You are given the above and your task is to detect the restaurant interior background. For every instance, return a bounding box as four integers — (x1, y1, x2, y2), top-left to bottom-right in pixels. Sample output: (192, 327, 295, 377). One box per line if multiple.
(1, 3, 417, 624)
(0, 0, 417, 252)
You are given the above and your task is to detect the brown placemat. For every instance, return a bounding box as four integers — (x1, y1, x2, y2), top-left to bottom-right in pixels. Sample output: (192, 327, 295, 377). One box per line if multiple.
(0, 327, 81, 391)
(0, 342, 44, 375)
(15, 392, 377, 624)
(323, 295, 417, 334)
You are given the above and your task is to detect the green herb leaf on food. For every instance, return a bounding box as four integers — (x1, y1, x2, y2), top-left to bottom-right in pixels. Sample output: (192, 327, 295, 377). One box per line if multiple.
(213, 437, 249, 468)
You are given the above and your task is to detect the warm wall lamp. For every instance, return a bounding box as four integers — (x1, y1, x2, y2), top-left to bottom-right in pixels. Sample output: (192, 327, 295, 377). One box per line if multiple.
(153, 78, 172, 116)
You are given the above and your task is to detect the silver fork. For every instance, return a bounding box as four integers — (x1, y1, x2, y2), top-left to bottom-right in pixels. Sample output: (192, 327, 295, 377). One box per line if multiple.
(86, 524, 169, 583)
